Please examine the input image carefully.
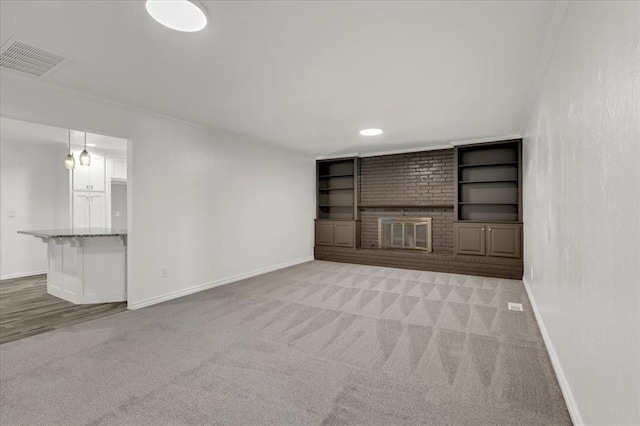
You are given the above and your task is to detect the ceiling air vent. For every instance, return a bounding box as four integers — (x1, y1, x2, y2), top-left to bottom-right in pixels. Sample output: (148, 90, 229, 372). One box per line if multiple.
(0, 36, 70, 77)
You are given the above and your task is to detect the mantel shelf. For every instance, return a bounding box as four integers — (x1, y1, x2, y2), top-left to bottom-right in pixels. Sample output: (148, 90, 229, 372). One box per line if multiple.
(458, 161, 518, 168)
(359, 204, 454, 209)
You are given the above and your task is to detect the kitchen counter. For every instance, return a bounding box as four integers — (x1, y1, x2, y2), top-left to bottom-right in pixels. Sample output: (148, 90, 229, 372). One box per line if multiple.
(18, 228, 127, 238)
(19, 228, 127, 305)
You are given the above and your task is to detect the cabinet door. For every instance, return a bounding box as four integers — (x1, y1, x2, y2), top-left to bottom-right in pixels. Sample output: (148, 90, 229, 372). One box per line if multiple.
(112, 158, 127, 179)
(73, 192, 90, 228)
(454, 223, 486, 255)
(89, 156, 105, 191)
(315, 221, 334, 246)
(487, 224, 521, 258)
(73, 160, 91, 191)
(334, 222, 355, 248)
(89, 194, 106, 228)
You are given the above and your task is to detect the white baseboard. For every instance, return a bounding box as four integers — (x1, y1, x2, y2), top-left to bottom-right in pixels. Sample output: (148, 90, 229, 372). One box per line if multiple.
(0, 270, 47, 280)
(523, 276, 583, 425)
(128, 256, 314, 310)
(48, 286, 126, 305)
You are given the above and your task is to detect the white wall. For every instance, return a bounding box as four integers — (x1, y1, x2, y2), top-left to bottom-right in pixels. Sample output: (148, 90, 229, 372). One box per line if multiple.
(522, 2, 639, 425)
(0, 140, 69, 279)
(0, 71, 316, 308)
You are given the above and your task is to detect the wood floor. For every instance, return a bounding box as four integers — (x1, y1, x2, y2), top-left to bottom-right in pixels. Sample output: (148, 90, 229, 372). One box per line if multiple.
(0, 274, 127, 344)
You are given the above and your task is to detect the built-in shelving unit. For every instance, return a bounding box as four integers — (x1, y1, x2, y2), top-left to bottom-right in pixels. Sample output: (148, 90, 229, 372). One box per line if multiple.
(315, 157, 360, 249)
(455, 140, 522, 222)
(317, 158, 358, 220)
(454, 139, 523, 258)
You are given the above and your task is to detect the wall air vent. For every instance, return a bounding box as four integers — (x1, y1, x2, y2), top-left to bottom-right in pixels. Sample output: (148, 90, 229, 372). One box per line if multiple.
(0, 36, 70, 77)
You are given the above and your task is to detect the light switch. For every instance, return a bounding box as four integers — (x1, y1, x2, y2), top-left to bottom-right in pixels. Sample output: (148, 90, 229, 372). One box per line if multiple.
(7, 210, 15, 218)
(115, 211, 120, 217)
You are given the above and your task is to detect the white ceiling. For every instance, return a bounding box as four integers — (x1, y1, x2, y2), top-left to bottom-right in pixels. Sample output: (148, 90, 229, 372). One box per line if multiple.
(0, 1, 557, 156)
(0, 117, 127, 152)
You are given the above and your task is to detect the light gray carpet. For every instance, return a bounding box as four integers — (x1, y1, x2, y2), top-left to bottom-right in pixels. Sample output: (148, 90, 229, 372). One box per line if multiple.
(0, 260, 571, 425)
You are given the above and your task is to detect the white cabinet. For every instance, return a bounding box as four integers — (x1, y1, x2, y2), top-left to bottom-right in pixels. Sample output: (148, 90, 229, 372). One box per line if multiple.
(73, 154, 105, 191)
(73, 192, 106, 228)
(73, 192, 90, 228)
(90, 193, 106, 228)
(111, 158, 127, 180)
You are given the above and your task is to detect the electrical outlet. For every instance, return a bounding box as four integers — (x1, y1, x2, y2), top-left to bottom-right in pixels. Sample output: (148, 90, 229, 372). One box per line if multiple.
(161, 267, 168, 278)
(508, 302, 523, 311)
(7, 210, 15, 218)
(530, 265, 534, 281)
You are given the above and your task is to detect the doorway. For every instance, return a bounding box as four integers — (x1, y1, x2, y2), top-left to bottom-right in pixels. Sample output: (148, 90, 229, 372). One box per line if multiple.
(111, 181, 127, 229)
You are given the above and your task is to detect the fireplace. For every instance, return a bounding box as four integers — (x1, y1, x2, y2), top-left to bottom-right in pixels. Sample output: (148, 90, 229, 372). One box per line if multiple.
(378, 217, 432, 252)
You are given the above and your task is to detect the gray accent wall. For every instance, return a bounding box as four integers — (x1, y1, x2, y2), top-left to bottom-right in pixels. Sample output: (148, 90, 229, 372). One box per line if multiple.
(359, 149, 454, 252)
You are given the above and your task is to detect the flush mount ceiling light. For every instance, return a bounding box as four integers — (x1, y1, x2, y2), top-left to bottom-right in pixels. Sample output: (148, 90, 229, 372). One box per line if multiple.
(145, 0, 207, 32)
(359, 128, 383, 136)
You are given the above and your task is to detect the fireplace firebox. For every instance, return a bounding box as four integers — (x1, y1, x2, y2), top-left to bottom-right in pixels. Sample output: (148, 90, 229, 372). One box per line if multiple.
(378, 217, 432, 252)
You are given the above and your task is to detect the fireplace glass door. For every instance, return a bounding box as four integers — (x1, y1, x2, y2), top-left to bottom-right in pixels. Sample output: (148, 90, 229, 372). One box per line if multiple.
(379, 217, 432, 252)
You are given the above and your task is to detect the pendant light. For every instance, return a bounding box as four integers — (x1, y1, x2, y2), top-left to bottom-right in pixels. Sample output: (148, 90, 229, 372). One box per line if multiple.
(79, 132, 91, 166)
(64, 129, 75, 170)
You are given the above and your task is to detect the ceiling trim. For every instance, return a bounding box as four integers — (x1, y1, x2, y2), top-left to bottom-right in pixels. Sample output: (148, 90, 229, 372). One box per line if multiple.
(315, 134, 522, 160)
(447, 134, 522, 147)
(0, 71, 311, 158)
(358, 144, 453, 158)
(518, 0, 570, 136)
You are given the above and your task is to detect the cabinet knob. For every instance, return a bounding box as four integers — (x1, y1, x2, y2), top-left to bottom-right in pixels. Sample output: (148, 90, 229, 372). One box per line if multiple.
(488, 228, 492, 231)
(482, 227, 485, 231)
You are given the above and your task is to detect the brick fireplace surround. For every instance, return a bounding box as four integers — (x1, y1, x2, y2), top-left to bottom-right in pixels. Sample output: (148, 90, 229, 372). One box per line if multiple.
(314, 149, 524, 279)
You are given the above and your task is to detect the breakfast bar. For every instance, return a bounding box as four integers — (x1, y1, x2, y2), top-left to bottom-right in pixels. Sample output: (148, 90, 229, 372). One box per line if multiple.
(18, 228, 127, 304)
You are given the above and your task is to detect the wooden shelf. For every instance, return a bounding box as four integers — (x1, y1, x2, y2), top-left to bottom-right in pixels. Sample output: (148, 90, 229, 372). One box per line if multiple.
(458, 202, 518, 205)
(318, 173, 355, 178)
(458, 161, 518, 168)
(458, 180, 518, 184)
(317, 158, 358, 221)
(455, 220, 523, 224)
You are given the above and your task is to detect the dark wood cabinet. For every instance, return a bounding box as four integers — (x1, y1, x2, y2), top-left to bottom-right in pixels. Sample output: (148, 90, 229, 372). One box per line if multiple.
(454, 223, 486, 255)
(315, 221, 335, 246)
(315, 220, 360, 248)
(454, 222, 521, 258)
(487, 224, 521, 258)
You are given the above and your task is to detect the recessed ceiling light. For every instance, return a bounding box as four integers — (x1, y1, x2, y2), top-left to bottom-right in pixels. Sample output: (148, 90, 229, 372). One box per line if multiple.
(86, 143, 97, 147)
(145, 0, 207, 32)
(360, 128, 383, 136)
